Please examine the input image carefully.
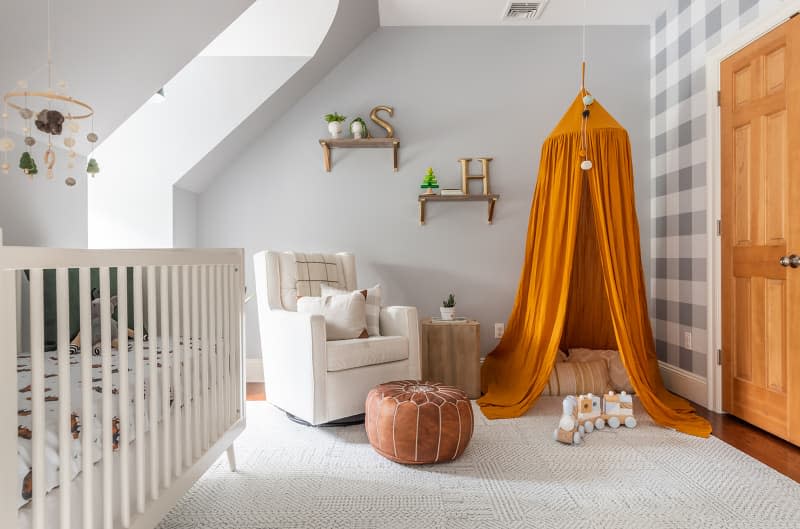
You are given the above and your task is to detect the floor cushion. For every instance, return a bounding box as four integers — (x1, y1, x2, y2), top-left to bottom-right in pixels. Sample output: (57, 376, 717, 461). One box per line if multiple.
(365, 380, 473, 464)
(541, 359, 611, 396)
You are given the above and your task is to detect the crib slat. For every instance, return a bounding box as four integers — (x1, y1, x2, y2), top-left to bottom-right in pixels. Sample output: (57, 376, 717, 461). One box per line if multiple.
(0, 272, 19, 529)
(117, 267, 131, 527)
(222, 266, 231, 429)
(133, 266, 145, 513)
(56, 268, 72, 529)
(147, 266, 160, 500)
(234, 266, 242, 420)
(171, 266, 182, 478)
(160, 267, 172, 488)
(182, 266, 193, 467)
(209, 266, 218, 441)
(99, 267, 114, 529)
(200, 266, 210, 451)
(215, 266, 224, 435)
(29, 269, 46, 529)
(229, 265, 237, 422)
(191, 266, 201, 459)
(77, 267, 94, 529)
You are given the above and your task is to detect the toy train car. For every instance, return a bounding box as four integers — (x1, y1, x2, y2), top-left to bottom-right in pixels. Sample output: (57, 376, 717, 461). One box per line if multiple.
(555, 391, 636, 445)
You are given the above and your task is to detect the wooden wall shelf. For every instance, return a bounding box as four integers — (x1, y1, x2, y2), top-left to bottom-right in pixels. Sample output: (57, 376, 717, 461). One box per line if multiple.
(319, 137, 400, 172)
(418, 194, 499, 225)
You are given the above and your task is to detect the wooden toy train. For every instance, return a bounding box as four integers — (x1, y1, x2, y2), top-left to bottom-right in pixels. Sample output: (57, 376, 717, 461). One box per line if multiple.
(554, 391, 637, 445)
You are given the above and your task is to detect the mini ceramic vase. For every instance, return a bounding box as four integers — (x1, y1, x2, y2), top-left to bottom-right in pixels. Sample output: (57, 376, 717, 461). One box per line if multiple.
(440, 307, 456, 321)
(351, 121, 364, 139)
(328, 121, 344, 139)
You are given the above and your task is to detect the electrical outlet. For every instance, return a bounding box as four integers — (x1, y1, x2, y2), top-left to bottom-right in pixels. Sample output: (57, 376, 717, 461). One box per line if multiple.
(683, 331, 692, 350)
(494, 323, 505, 339)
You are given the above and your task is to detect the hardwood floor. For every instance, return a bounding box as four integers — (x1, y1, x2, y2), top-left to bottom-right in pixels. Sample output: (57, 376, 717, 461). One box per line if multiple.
(245, 382, 799, 483)
(692, 404, 800, 483)
(246, 382, 266, 401)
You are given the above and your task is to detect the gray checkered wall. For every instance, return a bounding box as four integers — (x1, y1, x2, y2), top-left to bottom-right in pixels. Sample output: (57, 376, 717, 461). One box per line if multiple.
(650, 0, 786, 377)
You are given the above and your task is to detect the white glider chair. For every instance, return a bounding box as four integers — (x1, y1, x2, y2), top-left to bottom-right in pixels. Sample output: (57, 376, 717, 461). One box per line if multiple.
(253, 251, 421, 425)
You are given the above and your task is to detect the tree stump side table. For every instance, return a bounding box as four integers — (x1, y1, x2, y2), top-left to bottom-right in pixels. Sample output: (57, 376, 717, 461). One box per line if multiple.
(420, 318, 481, 399)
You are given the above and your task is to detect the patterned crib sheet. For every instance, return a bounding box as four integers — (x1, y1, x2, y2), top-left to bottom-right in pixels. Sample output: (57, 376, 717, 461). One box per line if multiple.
(16, 340, 181, 508)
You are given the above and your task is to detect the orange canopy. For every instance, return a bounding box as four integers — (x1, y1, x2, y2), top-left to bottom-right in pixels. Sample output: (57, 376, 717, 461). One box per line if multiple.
(478, 93, 711, 437)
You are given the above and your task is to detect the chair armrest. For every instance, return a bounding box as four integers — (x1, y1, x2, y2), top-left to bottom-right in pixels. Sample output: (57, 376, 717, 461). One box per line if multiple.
(257, 309, 328, 422)
(380, 306, 421, 379)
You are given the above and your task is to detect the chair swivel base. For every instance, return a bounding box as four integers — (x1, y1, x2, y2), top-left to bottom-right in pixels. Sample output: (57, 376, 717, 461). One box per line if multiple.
(286, 412, 365, 427)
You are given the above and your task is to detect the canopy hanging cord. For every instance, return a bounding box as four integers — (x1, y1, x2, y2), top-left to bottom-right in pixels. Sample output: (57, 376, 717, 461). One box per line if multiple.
(579, 0, 593, 172)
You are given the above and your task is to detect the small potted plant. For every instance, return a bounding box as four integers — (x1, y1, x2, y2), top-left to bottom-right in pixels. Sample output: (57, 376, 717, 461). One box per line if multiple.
(350, 117, 368, 139)
(324, 112, 346, 138)
(440, 293, 456, 321)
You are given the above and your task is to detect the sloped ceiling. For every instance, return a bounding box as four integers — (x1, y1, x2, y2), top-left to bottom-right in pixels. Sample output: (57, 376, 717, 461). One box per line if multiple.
(176, 0, 380, 193)
(379, 0, 666, 26)
(0, 0, 254, 144)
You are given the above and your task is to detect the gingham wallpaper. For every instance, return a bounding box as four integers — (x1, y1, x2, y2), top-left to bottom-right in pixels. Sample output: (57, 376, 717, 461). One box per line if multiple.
(650, 0, 787, 377)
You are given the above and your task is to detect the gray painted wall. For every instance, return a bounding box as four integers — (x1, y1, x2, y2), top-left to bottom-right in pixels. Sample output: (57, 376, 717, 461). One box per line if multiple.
(173, 186, 199, 248)
(0, 132, 87, 247)
(197, 26, 651, 359)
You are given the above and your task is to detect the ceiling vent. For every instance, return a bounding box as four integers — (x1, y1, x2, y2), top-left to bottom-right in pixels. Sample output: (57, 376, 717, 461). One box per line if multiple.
(503, 1, 550, 21)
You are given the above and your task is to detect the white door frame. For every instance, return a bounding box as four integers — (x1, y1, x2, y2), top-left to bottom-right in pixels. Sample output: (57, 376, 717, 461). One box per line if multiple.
(705, 1, 800, 413)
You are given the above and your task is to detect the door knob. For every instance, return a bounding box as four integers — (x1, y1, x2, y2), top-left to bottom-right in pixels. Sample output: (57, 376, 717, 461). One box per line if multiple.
(779, 254, 800, 268)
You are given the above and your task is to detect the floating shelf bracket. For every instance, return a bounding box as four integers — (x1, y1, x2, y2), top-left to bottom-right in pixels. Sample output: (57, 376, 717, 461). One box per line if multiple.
(319, 137, 400, 172)
(418, 194, 499, 225)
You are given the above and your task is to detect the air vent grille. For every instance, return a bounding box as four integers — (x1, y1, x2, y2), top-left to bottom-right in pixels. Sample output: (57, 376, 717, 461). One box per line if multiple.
(504, 1, 550, 20)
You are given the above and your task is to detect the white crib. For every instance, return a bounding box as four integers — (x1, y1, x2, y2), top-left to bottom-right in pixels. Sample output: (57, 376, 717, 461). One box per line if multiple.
(0, 247, 246, 529)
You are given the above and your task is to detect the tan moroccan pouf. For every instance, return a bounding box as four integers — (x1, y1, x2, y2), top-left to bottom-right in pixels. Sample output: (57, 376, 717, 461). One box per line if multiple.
(365, 380, 474, 464)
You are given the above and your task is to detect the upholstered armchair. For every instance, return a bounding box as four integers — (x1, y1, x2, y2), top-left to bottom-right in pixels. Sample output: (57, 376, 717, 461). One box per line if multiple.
(253, 251, 421, 425)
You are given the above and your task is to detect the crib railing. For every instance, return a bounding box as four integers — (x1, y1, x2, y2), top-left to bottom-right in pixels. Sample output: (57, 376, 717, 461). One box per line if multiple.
(0, 247, 245, 529)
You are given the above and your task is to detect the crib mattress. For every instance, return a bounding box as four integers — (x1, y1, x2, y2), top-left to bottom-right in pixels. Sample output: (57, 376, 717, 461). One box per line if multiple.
(16, 340, 177, 508)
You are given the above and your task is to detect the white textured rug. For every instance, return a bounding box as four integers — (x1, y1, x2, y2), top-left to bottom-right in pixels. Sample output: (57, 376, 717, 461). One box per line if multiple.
(157, 398, 800, 529)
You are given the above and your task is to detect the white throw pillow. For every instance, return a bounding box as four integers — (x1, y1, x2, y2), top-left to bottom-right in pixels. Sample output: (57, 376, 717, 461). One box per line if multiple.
(321, 284, 381, 337)
(297, 291, 368, 340)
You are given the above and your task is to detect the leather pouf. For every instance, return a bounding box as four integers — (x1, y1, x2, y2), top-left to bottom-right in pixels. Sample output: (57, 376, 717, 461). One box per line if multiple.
(365, 380, 474, 464)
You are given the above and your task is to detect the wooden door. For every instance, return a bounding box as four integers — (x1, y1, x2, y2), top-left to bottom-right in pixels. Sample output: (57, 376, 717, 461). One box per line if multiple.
(721, 15, 800, 445)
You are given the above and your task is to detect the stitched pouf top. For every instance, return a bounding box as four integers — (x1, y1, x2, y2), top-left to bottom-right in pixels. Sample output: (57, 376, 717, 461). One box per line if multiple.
(365, 380, 474, 464)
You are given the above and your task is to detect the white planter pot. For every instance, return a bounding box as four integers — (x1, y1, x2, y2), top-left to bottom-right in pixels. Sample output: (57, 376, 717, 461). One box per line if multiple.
(328, 121, 344, 138)
(440, 307, 456, 321)
(350, 121, 364, 139)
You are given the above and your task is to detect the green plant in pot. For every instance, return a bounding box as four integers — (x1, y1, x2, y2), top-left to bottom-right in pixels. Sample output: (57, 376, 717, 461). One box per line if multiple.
(440, 293, 456, 321)
(324, 112, 346, 139)
(350, 117, 368, 139)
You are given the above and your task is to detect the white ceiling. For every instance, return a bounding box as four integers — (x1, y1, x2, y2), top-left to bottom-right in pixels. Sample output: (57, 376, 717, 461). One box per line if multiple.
(379, 0, 666, 26)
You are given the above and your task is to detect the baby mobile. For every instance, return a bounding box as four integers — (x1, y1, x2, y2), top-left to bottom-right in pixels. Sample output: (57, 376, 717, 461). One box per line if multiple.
(0, 0, 100, 187)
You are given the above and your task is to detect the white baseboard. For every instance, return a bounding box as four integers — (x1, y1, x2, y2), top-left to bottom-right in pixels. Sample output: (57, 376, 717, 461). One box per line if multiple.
(246, 358, 264, 383)
(658, 361, 708, 408)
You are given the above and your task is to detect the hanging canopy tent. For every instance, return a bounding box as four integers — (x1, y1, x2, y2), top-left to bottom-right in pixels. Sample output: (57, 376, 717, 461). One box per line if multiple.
(477, 92, 711, 438)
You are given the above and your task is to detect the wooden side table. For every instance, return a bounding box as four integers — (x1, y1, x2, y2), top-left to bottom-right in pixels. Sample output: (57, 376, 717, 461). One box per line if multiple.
(420, 318, 481, 399)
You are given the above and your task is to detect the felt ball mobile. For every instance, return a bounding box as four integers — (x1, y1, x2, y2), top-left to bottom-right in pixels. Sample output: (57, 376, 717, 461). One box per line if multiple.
(578, 0, 594, 174)
(1, 0, 101, 187)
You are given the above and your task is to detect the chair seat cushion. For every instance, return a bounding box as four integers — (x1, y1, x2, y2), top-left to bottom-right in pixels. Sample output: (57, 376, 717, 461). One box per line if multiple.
(326, 336, 409, 372)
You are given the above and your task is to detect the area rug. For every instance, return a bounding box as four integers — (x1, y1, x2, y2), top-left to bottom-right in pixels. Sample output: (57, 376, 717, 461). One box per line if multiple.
(157, 398, 800, 529)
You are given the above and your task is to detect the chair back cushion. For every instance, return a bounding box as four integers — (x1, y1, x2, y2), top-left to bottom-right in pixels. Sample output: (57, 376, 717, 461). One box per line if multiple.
(276, 252, 356, 311)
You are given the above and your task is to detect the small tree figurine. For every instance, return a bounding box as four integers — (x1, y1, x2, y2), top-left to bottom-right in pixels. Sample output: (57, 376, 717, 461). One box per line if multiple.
(19, 151, 38, 176)
(420, 167, 439, 195)
(86, 158, 100, 176)
(440, 293, 456, 321)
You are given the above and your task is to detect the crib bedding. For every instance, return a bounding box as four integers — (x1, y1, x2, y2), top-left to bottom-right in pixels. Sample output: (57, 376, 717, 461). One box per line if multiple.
(16, 339, 182, 508)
